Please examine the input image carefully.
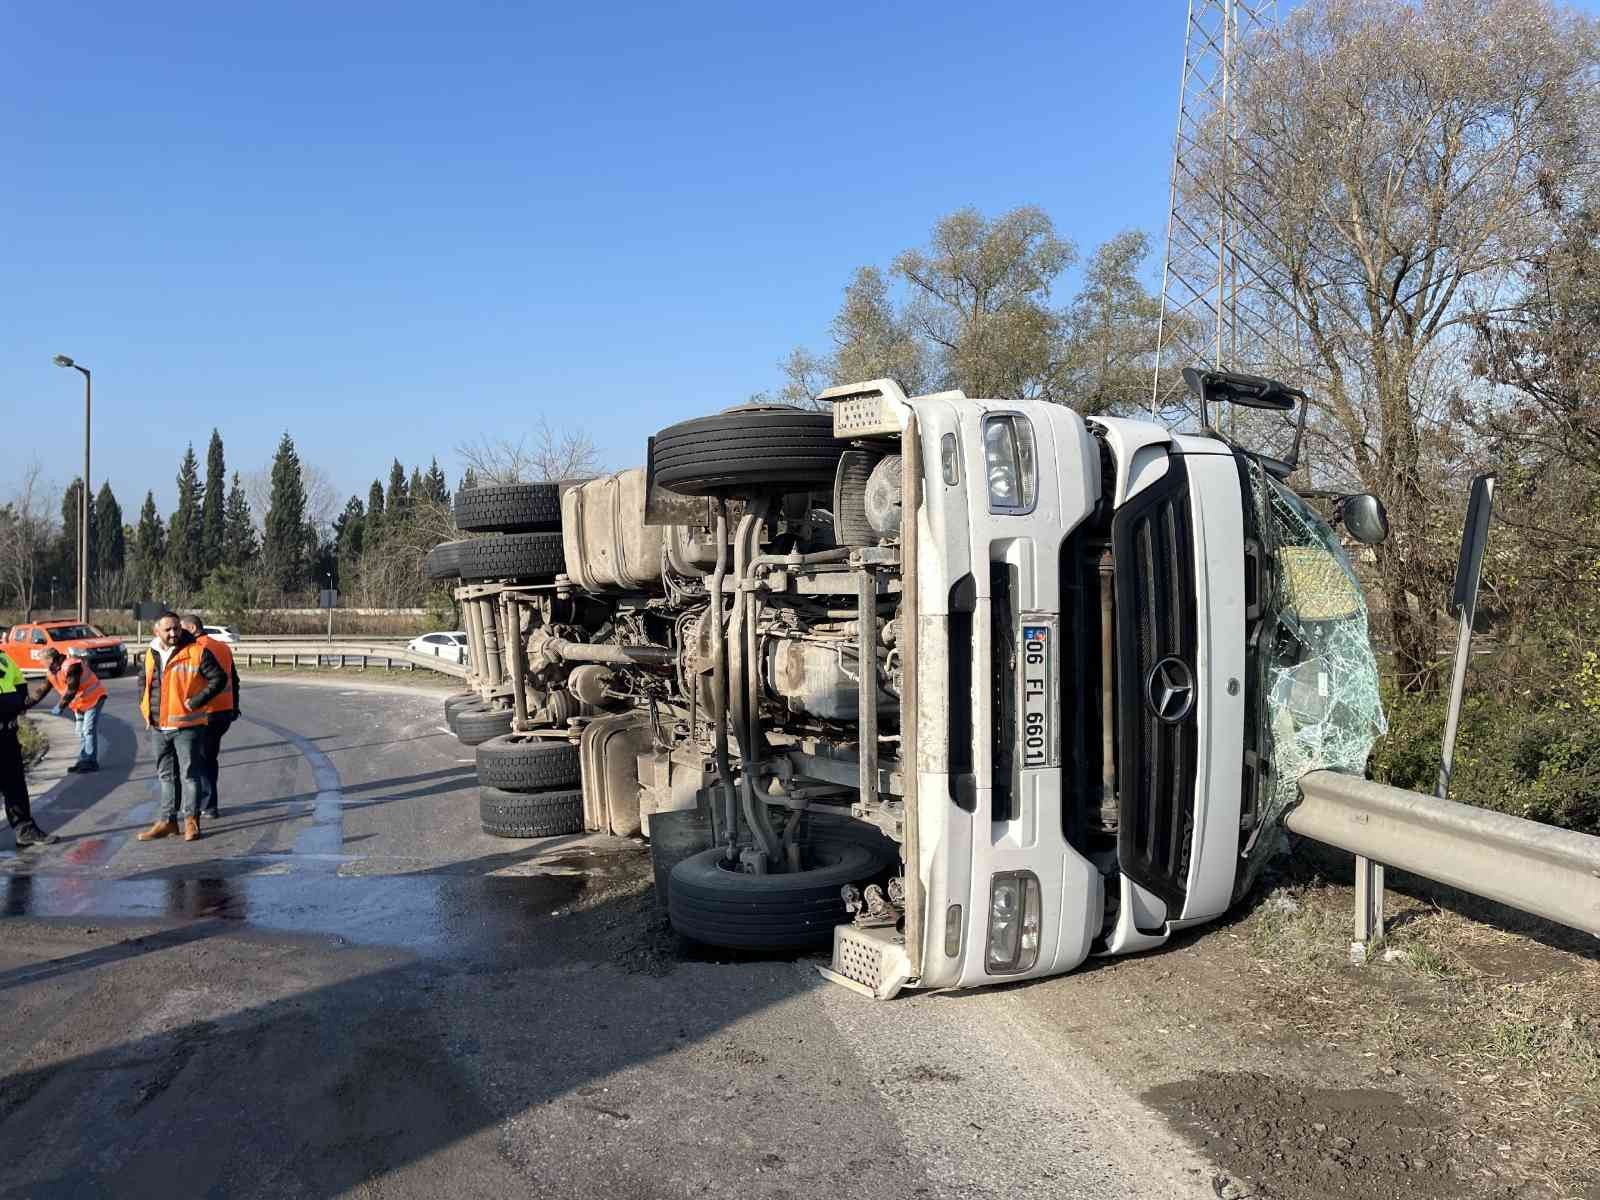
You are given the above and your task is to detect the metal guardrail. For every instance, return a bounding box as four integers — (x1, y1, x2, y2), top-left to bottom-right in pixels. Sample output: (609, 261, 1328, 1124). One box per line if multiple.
(232, 640, 468, 679)
(1287, 770, 1600, 938)
(234, 634, 413, 644)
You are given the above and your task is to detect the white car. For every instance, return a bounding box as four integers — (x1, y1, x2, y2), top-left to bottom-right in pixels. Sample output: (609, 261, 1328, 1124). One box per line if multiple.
(203, 625, 240, 644)
(408, 631, 469, 665)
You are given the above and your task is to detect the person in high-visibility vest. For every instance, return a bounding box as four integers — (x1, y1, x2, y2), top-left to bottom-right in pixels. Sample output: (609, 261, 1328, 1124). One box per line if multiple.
(136, 611, 229, 843)
(43, 648, 109, 773)
(0, 648, 58, 847)
(180, 615, 240, 818)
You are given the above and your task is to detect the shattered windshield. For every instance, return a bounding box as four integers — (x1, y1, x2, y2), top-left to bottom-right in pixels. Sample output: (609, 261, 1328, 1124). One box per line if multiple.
(1243, 460, 1386, 878)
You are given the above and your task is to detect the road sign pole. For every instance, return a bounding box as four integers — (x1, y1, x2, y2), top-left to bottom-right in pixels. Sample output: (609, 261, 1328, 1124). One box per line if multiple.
(1438, 474, 1495, 799)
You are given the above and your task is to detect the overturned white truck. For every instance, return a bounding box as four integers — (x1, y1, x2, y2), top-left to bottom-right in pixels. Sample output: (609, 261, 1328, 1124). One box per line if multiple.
(431, 370, 1389, 997)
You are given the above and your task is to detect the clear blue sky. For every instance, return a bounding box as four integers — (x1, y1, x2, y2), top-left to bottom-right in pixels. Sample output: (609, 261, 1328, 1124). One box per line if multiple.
(3, 1, 1204, 519)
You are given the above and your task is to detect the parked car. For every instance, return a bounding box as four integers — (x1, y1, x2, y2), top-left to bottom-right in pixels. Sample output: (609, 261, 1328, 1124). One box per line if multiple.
(407, 631, 468, 665)
(2, 620, 129, 677)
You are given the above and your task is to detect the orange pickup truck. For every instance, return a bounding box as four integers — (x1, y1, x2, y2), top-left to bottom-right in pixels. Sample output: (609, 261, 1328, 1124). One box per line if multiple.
(2, 620, 130, 678)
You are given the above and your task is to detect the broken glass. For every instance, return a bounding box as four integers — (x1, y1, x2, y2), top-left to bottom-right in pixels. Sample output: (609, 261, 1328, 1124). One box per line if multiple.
(1242, 460, 1387, 885)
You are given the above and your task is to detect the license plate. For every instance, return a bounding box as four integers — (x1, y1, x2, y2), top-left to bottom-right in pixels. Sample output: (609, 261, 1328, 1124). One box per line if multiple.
(1018, 617, 1058, 769)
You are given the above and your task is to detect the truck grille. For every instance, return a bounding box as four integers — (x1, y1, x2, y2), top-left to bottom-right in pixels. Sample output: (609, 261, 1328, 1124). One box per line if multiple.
(1112, 457, 1199, 913)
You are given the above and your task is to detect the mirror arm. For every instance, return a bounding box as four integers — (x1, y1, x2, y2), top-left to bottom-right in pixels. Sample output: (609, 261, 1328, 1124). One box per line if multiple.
(1283, 394, 1309, 476)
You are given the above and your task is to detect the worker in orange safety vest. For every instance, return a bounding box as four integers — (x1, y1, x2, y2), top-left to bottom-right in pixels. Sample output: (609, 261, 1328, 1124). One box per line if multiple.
(180, 615, 240, 818)
(43, 648, 110, 773)
(136, 612, 229, 843)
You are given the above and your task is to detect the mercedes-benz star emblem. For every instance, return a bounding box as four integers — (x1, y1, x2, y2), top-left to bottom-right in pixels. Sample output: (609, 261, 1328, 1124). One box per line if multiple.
(1145, 656, 1196, 724)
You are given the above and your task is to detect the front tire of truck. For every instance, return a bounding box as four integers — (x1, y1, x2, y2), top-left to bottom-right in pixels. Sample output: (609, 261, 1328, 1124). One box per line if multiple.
(652, 409, 842, 496)
(667, 839, 877, 950)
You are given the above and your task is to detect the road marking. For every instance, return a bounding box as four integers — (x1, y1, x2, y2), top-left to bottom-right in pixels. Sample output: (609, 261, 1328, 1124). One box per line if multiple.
(240, 713, 345, 864)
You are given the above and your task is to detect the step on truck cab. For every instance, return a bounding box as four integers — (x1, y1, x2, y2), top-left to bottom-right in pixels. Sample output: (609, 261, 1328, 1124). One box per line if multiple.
(442, 369, 1390, 997)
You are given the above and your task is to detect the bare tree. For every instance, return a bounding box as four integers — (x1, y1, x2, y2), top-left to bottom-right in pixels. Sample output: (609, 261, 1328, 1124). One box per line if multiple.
(455, 418, 602, 484)
(1216, 0, 1599, 688)
(0, 462, 57, 618)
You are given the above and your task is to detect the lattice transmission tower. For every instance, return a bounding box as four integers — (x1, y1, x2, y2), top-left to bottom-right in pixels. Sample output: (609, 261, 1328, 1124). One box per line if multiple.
(1151, 0, 1285, 416)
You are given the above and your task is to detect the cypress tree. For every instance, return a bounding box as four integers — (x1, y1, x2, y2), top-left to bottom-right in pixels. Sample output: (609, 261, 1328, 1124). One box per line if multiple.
(94, 482, 125, 579)
(168, 445, 203, 591)
(200, 428, 227, 574)
(263, 432, 308, 592)
(133, 491, 166, 596)
(334, 496, 365, 563)
(223, 471, 258, 568)
(385, 459, 408, 518)
(423, 458, 450, 506)
(366, 479, 385, 541)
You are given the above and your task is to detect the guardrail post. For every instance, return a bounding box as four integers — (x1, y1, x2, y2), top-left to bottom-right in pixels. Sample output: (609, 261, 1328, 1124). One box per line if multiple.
(1351, 855, 1385, 964)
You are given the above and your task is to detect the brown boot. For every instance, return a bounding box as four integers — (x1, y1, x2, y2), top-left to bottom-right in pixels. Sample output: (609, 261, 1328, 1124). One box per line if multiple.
(137, 820, 178, 841)
(183, 816, 201, 842)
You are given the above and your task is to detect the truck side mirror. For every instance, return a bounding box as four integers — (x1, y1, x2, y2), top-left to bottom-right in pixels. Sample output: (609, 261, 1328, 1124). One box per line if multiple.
(1339, 494, 1389, 544)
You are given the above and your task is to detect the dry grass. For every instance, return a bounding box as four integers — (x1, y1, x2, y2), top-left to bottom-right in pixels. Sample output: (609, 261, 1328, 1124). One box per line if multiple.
(235, 663, 462, 691)
(16, 719, 47, 767)
(1243, 852, 1600, 1193)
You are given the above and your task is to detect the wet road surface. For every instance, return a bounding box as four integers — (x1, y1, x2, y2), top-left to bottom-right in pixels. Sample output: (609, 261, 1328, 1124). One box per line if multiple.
(0, 677, 1215, 1199)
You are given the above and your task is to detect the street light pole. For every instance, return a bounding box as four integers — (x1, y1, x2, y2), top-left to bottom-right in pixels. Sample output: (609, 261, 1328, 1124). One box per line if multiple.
(53, 355, 92, 624)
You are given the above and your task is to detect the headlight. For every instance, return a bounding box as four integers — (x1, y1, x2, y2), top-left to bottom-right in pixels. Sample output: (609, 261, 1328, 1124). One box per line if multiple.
(66, 647, 86, 657)
(985, 870, 1042, 974)
(983, 415, 1037, 513)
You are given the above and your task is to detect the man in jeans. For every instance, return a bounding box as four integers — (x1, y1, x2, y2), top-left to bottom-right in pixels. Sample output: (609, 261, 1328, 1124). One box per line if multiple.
(42, 648, 108, 773)
(136, 613, 228, 843)
(180, 615, 239, 817)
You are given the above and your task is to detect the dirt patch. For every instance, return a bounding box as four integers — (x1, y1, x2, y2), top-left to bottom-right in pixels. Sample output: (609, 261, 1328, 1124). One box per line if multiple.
(1017, 841, 1600, 1200)
(1148, 1072, 1465, 1200)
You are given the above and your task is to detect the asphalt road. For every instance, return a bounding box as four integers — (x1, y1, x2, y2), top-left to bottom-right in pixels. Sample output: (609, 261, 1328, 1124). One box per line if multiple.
(0, 677, 1217, 1200)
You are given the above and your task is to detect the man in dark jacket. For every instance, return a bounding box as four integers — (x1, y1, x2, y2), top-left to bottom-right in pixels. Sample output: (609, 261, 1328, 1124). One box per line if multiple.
(0, 649, 58, 847)
(180, 615, 239, 817)
(136, 613, 229, 843)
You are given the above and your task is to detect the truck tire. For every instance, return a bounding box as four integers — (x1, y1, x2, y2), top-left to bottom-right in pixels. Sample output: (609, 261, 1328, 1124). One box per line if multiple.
(454, 706, 513, 746)
(454, 484, 562, 534)
(425, 540, 468, 580)
(475, 735, 580, 791)
(444, 694, 483, 731)
(668, 839, 876, 949)
(798, 809, 899, 867)
(652, 409, 842, 496)
(480, 786, 584, 838)
(458, 532, 566, 582)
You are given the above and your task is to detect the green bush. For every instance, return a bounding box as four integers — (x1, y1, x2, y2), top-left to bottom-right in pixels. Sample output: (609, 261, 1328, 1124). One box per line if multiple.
(1372, 683, 1600, 836)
